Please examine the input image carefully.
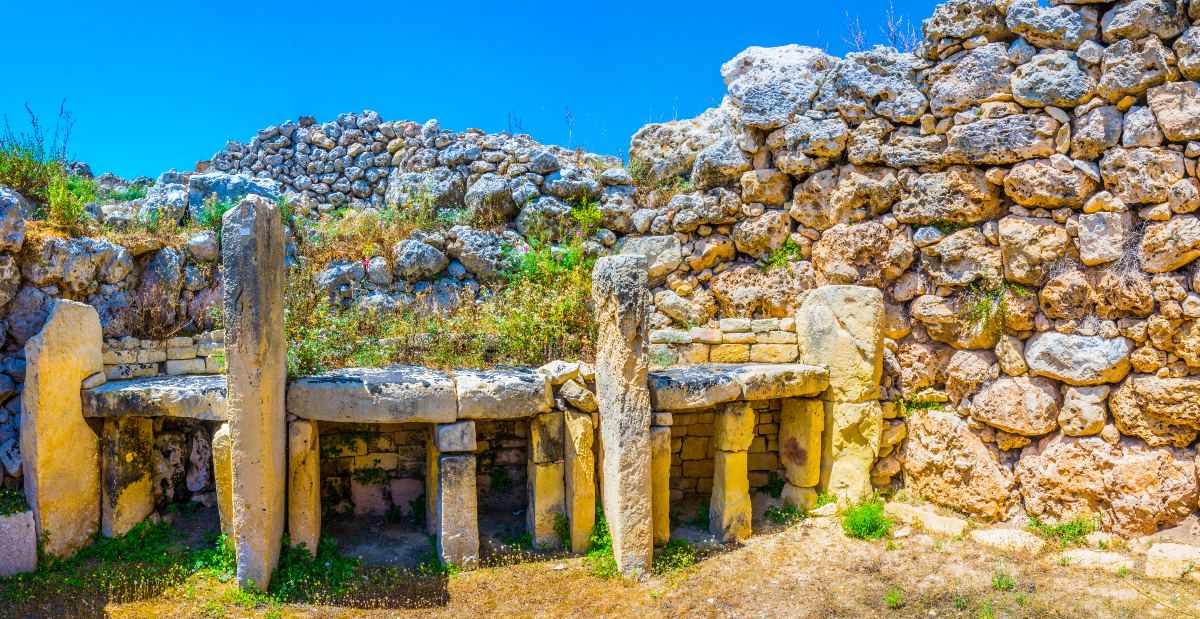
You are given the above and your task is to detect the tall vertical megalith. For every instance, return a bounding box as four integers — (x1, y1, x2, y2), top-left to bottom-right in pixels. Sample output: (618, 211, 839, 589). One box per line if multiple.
(222, 195, 287, 589)
(591, 255, 653, 575)
(22, 300, 103, 557)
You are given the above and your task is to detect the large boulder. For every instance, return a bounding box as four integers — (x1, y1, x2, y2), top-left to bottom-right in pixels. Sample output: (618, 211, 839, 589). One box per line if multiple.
(894, 166, 1002, 225)
(789, 165, 899, 231)
(903, 408, 1017, 522)
(925, 43, 1013, 117)
(971, 376, 1062, 436)
(690, 138, 751, 189)
(1024, 333, 1132, 386)
(1100, 0, 1188, 43)
(813, 47, 927, 124)
(1147, 81, 1200, 142)
(945, 115, 1058, 165)
(1098, 37, 1177, 103)
(1139, 215, 1200, 273)
(764, 117, 848, 177)
(391, 240, 449, 283)
(1110, 374, 1200, 447)
(811, 222, 914, 287)
(709, 261, 815, 318)
(1006, 0, 1098, 50)
(921, 228, 1002, 288)
(1016, 434, 1197, 537)
(619, 235, 682, 288)
(187, 172, 281, 219)
(1004, 158, 1098, 209)
(628, 105, 734, 187)
(445, 226, 522, 283)
(0, 186, 26, 252)
(464, 174, 516, 225)
(1100, 147, 1186, 205)
(384, 167, 466, 211)
(719, 45, 835, 129)
(1011, 52, 1097, 108)
(731, 210, 791, 259)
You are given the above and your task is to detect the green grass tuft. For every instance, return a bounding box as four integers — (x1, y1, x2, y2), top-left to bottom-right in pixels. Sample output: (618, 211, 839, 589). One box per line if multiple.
(841, 498, 892, 541)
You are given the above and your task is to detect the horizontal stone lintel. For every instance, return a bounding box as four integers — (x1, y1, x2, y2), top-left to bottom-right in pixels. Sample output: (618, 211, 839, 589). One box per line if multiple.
(82, 374, 228, 421)
(648, 363, 829, 412)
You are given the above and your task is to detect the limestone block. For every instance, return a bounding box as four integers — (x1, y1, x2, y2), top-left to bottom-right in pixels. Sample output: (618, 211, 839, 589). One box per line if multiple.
(650, 426, 671, 547)
(968, 528, 1045, 555)
(437, 453, 479, 567)
(0, 510, 36, 577)
(456, 368, 552, 419)
(286, 366, 456, 423)
(749, 343, 798, 363)
(558, 379, 598, 413)
(212, 424, 233, 536)
(591, 255, 653, 574)
(83, 374, 227, 421)
(1145, 543, 1200, 580)
(709, 450, 752, 542)
(780, 398, 823, 488)
(100, 417, 155, 537)
(434, 420, 476, 453)
(714, 402, 757, 452)
(287, 419, 320, 555)
(1061, 549, 1135, 574)
(820, 400, 883, 501)
(727, 363, 829, 400)
(564, 410, 596, 554)
(710, 343, 750, 363)
(529, 412, 564, 463)
(22, 299, 103, 558)
(884, 502, 967, 537)
(647, 366, 741, 411)
(795, 286, 884, 403)
(781, 483, 817, 509)
(222, 195, 287, 589)
(165, 358, 207, 375)
(527, 460, 566, 549)
(425, 436, 439, 535)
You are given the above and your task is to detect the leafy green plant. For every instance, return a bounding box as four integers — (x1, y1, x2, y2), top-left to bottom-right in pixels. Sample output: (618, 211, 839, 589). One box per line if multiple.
(499, 531, 533, 551)
(759, 472, 785, 499)
(191, 532, 237, 578)
(568, 197, 603, 231)
(764, 503, 807, 525)
(1027, 515, 1096, 548)
(102, 183, 149, 203)
(991, 568, 1016, 592)
(687, 500, 710, 529)
(841, 498, 892, 541)
(194, 194, 237, 234)
(585, 505, 619, 579)
(884, 586, 904, 610)
(269, 534, 361, 602)
(761, 238, 805, 270)
(554, 512, 571, 549)
(652, 539, 698, 575)
(958, 280, 1032, 335)
(893, 396, 944, 418)
(0, 102, 71, 204)
(815, 493, 838, 508)
(46, 174, 86, 231)
(0, 488, 29, 516)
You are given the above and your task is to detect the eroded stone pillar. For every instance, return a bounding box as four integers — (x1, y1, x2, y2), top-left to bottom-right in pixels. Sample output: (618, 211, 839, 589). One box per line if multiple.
(425, 433, 439, 536)
(101, 417, 155, 537)
(779, 398, 823, 507)
(796, 286, 884, 501)
(649, 425, 671, 547)
(710, 402, 754, 542)
(564, 410, 595, 553)
(22, 299, 103, 557)
(592, 255, 653, 575)
(528, 412, 565, 548)
(212, 424, 234, 536)
(287, 419, 320, 554)
(222, 196, 287, 589)
(434, 421, 478, 566)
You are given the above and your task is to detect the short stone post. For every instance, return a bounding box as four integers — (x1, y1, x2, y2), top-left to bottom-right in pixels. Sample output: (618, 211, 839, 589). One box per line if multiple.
(212, 424, 234, 536)
(434, 420, 479, 567)
(425, 434, 439, 535)
(528, 412, 566, 548)
(222, 195, 287, 589)
(778, 398, 824, 508)
(21, 299, 103, 557)
(288, 419, 320, 554)
(564, 410, 595, 553)
(100, 417, 155, 537)
(710, 402, 755, 542)
(795, 286, 884, 501)
(649, 425, 671, 547)
(591, 255, 653, 575)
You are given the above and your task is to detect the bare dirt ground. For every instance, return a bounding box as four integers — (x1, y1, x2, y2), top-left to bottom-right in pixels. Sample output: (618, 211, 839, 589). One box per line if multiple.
(88, 509, 1200, 619)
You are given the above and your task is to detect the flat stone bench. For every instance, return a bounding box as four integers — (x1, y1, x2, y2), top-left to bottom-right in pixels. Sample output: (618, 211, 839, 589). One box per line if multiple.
(647, 363, 829, 411)
(82, 374, 228, 421)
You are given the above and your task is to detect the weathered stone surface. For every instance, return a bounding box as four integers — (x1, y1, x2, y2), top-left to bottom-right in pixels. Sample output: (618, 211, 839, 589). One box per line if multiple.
(212, 424, 233, 536)
(1025, 333, 1132, 386)
(287, 419, 320, 555)
(971, 376, 1061, 436)
(1145, 543, 1200, 580)
(764, 117, 847, 177)
(820, 400, 882, 501)
(287, 366, 457, 423)
(1147, 82, 1200, 142)
(812, 222, 914, 287)
(1006, 0, 1097, 50)
(926, 43, 1013, 117)
(945, 349, 997, 405)
(529, 412, 564, 463)
(720, 45, 834, 130)
(456, 368, 551, 419)
(83, 375, 227, 420)
(1072, 105, 1123, 160)
(1004, 158, 1098, 209)
(910, 294, 1000, 350)
(885, 502, 968, 537)
(732, 210, 791, 259)
(903, 409, 1017, 522)
(100, 417, 154, 538)
(1109, 375, 1200, 447)
(0, 510, 36, 577)
(565, 410, 596, 554)
(969, 529, 1045, 555)
(795, 285, 884, 403)
(1058, 385, 1109, 438)
(591, 255, 653, 574)
(649, 426, 671, 547)
(791, 165, 900, 230)
(998, 216, 1070, 285)
(922, 229, 1002, 288)
(709, 450, 751, 542)
(1100, 0, 1187, 43)
(894, 166, 1002, 225)
(391, 240, 448, 283)
(527, 460, 566, 549)
(1101, 147, 1186, 206)
(437, 454, 479, 567)
(22, 300, 103, 557)
(558, 379, 598, 413)
(780, 398, 823, 488)
(714, 401, 756, 452)
(434, 420, 476, 454)
(1078, 212, 1133, 266)
(221, 195, 287, 589)
(619, 235, 682, 288)
(1061, 549, 1136, 574)
(691, 138, 751, 189)
(1098, 37, 1177, 103)
(1011, 52, 1096, 108)
(945, 115, 1058, 165)
(1139, 215, 1200, 273)
(1016, 434, 1197, 537)
(725, 363, 829, 400)
(647, 366, 741, 411)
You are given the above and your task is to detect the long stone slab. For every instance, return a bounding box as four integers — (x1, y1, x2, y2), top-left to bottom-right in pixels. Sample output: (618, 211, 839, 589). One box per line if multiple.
(82, 375, 227, 420)
(286, 366, 456, 423)
(648, 363, 829, 411)
(455, 368, 552, 419)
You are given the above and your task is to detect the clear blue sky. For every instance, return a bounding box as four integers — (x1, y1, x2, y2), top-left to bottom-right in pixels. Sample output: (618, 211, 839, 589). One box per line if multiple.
(5, 0, 941, 179)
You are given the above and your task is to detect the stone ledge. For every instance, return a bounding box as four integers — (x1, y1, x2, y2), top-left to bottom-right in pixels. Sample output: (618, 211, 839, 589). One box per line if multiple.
(648, 363, 828, 411)
(286, 366, 457, 423)
(82, 373, 228, 421)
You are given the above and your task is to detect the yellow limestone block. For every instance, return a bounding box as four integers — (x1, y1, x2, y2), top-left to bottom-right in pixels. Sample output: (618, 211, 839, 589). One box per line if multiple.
(709, 450, 752, 542)
(564, 410, 596, 554)
(212, 424, 234, 537)
(781, 483, 818, 510)
(650, 426, 671, 547)
(21, 300, 103, 558)
(527, 460, 566, 548)
(820, 400, 883, 501)
(425, 433, 439, 535)
(780, 398, 823, 488)
(100, 417, 155, 537)
(714, 401, 756, 452)
(795, 286, 884, 403)
(287, 419, 320, 555)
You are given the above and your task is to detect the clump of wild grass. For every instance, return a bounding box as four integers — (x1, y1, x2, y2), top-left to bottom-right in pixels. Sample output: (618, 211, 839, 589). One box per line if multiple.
(841, 497, 892, 541)
(1027, 515, 1096, 548)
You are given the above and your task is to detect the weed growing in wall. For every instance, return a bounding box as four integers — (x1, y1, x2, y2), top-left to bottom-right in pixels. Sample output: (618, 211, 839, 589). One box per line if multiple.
(0, 487, 29, 516)
(958, 280, 1032, 336)
(584, 505, 619, 579)
(554, 512, 571, 549)
(1027, 515, 1097, 548)
(759, 471, 786, 499)
(761, 238, 805, 270)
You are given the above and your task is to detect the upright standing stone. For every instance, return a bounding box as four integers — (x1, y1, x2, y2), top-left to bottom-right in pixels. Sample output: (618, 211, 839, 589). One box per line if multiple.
(564, 410, 596, 553)
(649, 426, 671, 547)
(22, 299, 103, 557)
(0, 509, 36, 577)
(425, 434, 439, 535)
(591, 255, 653, 575)
(100, 417, 155, 537)
(795, 286, 884, 501)
(779, 398, 823, 489)
(222, 196, 287, 589)
(287, 419, 320, 555)
(212, 424, 233, 536)
(527, 460, 566, 548)
(437, 454, 480, 567)
(709, 450, 751, 542)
